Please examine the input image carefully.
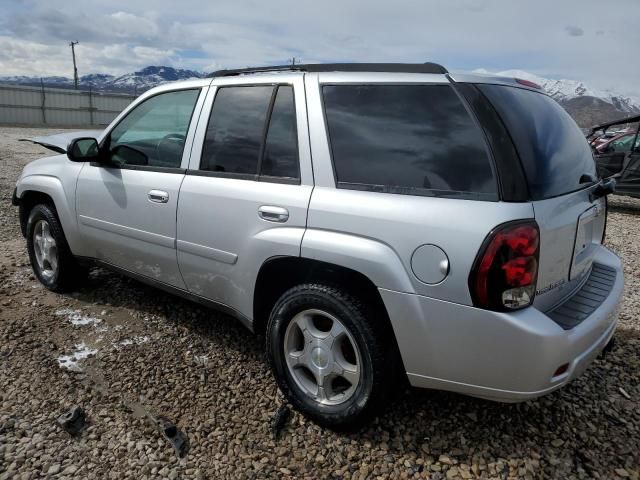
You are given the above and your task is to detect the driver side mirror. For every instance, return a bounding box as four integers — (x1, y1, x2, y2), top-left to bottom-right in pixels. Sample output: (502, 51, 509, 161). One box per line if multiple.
(67, 138, 100, 162)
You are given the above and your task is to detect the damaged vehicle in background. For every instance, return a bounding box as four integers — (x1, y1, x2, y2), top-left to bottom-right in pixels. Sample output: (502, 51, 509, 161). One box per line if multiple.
(587, 114, 640, 198)
(13, 63, 623, 428)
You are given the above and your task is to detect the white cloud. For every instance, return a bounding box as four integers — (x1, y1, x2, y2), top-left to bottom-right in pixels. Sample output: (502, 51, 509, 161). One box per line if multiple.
(0, 36, 179, 76)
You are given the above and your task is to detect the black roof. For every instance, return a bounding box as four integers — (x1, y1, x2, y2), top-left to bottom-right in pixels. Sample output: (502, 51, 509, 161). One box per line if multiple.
(210, 62, 448, 78)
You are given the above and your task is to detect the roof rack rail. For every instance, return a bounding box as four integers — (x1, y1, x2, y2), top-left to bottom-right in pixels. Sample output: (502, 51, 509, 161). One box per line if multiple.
(210, 62, 448, 77)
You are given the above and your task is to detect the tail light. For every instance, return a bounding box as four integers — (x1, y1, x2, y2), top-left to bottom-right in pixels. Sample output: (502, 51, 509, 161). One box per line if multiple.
(469, 221, 540, 311)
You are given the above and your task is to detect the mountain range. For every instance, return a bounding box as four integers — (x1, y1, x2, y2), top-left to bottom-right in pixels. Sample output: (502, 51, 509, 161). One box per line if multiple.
(0, 66, 205, 94)
(2, 65, 638, 127)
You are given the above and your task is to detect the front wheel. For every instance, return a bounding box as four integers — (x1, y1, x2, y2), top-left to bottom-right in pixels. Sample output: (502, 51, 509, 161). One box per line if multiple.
(26, 204, 86, 293)
(266, 283, 396, 429)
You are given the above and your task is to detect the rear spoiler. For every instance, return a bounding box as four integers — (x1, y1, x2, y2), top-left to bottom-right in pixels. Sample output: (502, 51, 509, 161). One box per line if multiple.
(19, 130, 103, 154)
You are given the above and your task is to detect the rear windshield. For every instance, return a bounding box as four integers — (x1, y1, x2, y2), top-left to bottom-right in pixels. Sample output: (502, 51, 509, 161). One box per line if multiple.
(322, 84, 498, 200)
(479, 84, 597, 200)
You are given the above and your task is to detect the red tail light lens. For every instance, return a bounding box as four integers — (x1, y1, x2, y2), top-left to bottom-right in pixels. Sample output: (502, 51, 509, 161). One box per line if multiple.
(470, 221, 540, 310)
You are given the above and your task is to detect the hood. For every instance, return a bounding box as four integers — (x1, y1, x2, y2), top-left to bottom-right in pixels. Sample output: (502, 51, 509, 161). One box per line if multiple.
(20, 130, 104, 154)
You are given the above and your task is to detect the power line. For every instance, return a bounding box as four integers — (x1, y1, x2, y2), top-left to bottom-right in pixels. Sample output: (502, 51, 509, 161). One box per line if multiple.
(69, 41, 79, 90)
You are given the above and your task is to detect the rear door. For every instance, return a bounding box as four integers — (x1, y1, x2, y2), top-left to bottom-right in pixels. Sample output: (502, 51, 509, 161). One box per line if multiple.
(176, 74, 313, 320)
(479, 84, 606, 311)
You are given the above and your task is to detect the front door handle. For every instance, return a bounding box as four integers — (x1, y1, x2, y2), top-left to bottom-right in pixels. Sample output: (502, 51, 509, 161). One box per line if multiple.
(148, 190, 169, 203)
(258, 205, 289, 223)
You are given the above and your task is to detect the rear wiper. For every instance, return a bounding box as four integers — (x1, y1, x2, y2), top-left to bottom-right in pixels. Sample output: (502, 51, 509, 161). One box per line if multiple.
(579, 173, 597, 184)
(590, 178, 616, 201)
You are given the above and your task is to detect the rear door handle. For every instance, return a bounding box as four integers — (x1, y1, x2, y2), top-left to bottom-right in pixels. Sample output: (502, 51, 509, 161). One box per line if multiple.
(148, 190, 169, 203)
(258, 205, 289, 223)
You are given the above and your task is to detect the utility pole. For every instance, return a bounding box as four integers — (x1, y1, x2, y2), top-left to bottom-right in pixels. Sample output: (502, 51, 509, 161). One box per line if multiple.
(70, 41, 79, 90)
(290, 57, 299, 66)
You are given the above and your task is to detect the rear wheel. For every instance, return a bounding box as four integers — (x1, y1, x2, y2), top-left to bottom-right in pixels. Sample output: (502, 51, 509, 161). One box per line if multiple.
(26, 204, 86, 292)
(266, 283, 395, 429)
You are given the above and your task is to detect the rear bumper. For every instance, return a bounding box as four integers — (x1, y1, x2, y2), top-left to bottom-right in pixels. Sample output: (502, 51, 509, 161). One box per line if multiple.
(12, 187, 20, 206)
(381, 245, 623, 402)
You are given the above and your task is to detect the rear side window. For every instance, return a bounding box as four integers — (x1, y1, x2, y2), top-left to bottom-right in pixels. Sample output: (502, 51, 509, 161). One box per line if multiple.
(200, 85, 300, 181)
(479, 85, 597, 200)
(322, 84, 497, 200)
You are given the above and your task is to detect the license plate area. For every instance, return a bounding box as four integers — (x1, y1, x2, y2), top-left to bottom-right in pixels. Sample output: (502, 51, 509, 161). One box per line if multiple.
(570, 203, 603, 281)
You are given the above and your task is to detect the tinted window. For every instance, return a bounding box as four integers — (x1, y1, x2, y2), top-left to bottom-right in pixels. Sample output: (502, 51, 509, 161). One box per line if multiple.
(201, 86, 273, 174)
(109, 89, 199, 168)
(322, 85, 496, 199)
(479, 85, 597, 200)
(261, 86, 299, 178)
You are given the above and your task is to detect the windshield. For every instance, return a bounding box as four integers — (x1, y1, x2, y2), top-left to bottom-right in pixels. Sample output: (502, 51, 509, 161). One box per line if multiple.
(479, 84, 597, 200)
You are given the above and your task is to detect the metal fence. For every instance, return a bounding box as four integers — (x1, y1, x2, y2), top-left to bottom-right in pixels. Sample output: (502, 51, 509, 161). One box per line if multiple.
(0, 83, 136, 127)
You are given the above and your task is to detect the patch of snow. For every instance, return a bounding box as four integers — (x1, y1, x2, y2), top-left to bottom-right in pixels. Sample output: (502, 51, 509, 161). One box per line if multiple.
(55, 308, 102, 326)
(117, 335, 150, 348)
(57, 343, 98, 371)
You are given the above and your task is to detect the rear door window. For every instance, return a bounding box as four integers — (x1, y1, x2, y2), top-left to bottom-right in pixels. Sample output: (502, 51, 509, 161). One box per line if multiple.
(200, 86, 273, 175)
(199, 85, 300, 181)
(322, 84, 497, 200)
(479, 85, 597, 200)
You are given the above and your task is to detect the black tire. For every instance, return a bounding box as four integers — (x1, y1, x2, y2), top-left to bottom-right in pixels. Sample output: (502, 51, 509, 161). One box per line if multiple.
(266, 283, 396, 429)
(26, 203, 86, 293)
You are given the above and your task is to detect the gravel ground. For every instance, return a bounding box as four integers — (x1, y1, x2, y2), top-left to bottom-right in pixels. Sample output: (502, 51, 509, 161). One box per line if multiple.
(1, 126, 639, 479)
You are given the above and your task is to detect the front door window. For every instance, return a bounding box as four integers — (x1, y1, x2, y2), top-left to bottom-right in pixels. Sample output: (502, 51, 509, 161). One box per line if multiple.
(108, 89, 200, 169)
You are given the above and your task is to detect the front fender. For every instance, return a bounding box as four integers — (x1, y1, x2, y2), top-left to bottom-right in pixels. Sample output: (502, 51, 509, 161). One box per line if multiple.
(301, 229, 415, 293)
(17, 173, 84, 255)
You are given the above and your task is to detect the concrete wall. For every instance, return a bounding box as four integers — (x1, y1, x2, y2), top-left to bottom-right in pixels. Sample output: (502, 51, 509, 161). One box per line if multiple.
(0, 83, 135, 127)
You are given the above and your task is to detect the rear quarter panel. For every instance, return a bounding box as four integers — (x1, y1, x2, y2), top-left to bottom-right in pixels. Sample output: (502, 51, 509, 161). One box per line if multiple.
(304, 187, 534, 304)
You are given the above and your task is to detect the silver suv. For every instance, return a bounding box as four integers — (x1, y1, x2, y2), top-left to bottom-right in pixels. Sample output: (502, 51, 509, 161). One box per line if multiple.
(13, 63, 623, 428)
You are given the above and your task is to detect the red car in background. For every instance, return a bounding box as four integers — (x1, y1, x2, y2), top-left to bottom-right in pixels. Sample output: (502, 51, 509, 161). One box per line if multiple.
(590, 130, 627, 148)
(595, 131, 638, 154)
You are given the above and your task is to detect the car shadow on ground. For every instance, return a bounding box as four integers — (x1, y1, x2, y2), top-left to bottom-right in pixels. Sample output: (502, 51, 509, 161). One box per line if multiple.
(69, 266, 639, 474)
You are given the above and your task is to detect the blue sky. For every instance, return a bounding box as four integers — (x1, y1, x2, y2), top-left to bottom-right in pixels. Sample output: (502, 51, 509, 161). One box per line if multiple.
(0, 0, 638, 96)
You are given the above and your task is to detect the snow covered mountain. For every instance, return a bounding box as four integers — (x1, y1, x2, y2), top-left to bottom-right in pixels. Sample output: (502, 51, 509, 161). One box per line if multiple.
(0, 66, 205, 93)
(109, 66, 204, 89)
(474, 69, 640, 114)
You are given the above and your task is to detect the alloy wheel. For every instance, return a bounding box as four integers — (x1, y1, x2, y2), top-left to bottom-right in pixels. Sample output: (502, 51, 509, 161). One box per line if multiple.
(283, 309, 362, 405)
